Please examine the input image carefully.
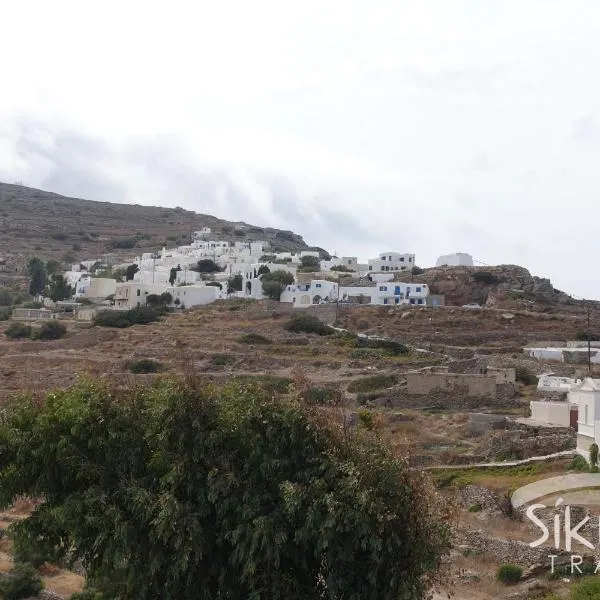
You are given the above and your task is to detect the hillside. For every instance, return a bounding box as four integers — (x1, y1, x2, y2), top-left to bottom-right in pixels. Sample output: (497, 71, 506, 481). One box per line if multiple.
(0, 182, 309, 276)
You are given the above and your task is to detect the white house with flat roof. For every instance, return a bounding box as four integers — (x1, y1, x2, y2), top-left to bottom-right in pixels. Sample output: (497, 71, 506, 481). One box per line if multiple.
(436, 253, 474, 267)
(280, 280, 338, 307)
(366, 252, 415, 274)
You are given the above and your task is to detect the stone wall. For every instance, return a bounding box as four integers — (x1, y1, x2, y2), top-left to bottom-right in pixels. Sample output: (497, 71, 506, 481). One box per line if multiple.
(459, 530, 571, 567)
(405, 372, 500, 397)
(485, 430, 575, 459)
(387, 386, 519, 410)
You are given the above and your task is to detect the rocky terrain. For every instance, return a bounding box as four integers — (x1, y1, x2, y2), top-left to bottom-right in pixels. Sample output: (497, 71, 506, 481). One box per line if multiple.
(0, 182, 311, 281)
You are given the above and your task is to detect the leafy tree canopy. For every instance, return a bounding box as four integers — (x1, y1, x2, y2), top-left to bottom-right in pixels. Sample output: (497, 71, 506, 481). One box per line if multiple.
(260, 269, 295, 300)
(0, 379, 450, 600)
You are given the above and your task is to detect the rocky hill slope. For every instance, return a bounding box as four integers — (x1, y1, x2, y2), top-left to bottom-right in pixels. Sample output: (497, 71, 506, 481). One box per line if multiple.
(411, 265, 594, 312)
(0, 182, 309, 274)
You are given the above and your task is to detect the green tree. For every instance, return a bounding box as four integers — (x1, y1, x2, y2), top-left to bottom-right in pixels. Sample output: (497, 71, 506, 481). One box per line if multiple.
(260, 269, 294, 300)
(125, 264, 139, 281)
(27, 258, 47, 297)
(298, 255, 320, 272)
(47, 274, 73, 302)
(227, 273, 243, 292)
(169, 265, 181, 286)
(159, 292, 173, 305)
(0, 287, 12, 306)
(193, 259, 222, 273)
(45, 260, 61, 276)
(590, 443, 599, 471)
(257, 264, 271, 276)
(0, 379, 450, 600)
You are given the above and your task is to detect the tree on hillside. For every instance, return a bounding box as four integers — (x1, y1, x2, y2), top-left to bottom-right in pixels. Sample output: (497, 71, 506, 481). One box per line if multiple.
(27, 258, 47, 297)
(45, 260, 61, 276)
(46, 274, 73, 302)
(260, 269, 294, 300)
(0, 379, 450, 599)
(169, 265, 181, 286)
(125, 264, 139, 281)
(193, 259, 222, 274)
(227, 273, 243, 292)
(299, 255, 320, 272)
(257, 264, 270, 276)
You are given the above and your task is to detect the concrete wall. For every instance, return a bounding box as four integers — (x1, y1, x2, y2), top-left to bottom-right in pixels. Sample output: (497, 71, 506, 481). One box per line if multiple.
(530, 401, 571, 426)
(405, 372, 498, 397)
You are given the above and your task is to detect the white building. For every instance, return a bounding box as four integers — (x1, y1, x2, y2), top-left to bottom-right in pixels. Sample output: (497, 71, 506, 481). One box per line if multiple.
(114, 282, 220, 309)
(75, 277, 117, 300)
(280, 280, 338, 307)
(537, 374, 581, 393)
(342, 281, 429, 306)
(528, 377, 600, 458)
(366, 252, 415, 274)
(435, 253, 474, 267)
(279, 279, 430, 308)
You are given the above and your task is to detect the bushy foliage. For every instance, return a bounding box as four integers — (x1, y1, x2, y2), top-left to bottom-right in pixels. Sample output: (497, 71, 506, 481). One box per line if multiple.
(193, 259, 222, 273)
(260, 269, 295, 300)
(0, 563, 43, 599)
(0, 306, 11, 321)
(107, 237, 138, 249)
(0, 379, 450, 600)
(94, 306, 168, 328)
(590, 443, 599, 470)
(284, 314, 334, 336)
(238, 332, 271, 344)
(570, 454, 590, 472)
(128, 359, 164, 374)
(34, 321, 67, 340)
(348, 374, 398, 394)
(5, 322, 32, 339)
(227, 273, 243, 292)
(496, 564, 522, 585)
(330, 265, 353, 272)
(411, 266, 425, 275)
(47, 274, 73, 302)
(571, 576, 600, 599)
(337, 333, 409, 356)
(515, 365, 539, 386)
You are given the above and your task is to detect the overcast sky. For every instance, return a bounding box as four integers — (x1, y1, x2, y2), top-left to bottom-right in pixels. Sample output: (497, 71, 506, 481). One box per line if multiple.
(1, 1, 599, 297)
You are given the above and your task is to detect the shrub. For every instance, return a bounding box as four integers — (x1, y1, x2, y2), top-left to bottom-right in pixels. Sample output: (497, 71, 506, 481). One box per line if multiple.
(590, 444, 599, 470)
(358, 408, 375, 430)
(129, 359, 164, 374)
(330, 265, 353, 272)
(570, 454, 590, 472)
(94, 306, 167, 328)
(107, 237, 138, 249)
(576, 331, 600, 342)
(5, 322, 32, 339)
(22, 301, 42, 309)
(35, 321, 67, 340)
(0, 563, 44, 600)
(238, 333, 271, 345)
(468, 504, 482, 512)
(306, 386, 337, 405)
(193, 259, 223, 273)
(411, 266, 425, 275)
(348, 374, 397, 394)
(515, 365, 539, 386)
(0, 287, 12, 306)
(349, 348, 382, 360)
(284, 315, 334, 336)
(0, 306, 10, 321)
(472, 271, 500, 285)
(571, 577, 600, 598)
(496, 564, 523, 585)
(212, 353, 230, 366)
